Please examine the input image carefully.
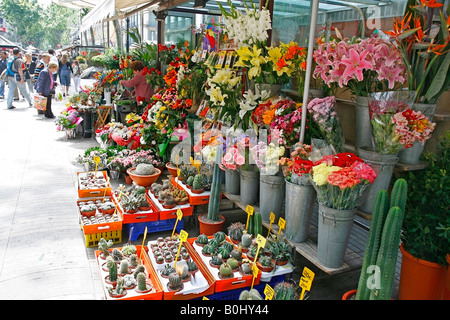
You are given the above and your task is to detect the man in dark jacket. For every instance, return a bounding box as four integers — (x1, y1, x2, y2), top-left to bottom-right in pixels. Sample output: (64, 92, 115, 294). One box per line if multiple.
(0, 51, 8, 98)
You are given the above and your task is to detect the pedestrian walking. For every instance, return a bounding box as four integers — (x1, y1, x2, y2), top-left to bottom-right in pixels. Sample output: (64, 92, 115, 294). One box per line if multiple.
(24, 52, 36, 95)
(72, 59, 82, 93)
(6, 48, 33, 110)
(58, 53, 73, 96)
(35, 61, 58, 118)
(0, 51, 8, 99)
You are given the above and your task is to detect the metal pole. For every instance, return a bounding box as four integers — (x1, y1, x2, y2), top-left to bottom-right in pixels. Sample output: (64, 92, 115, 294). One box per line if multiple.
(299, 0, 320, 143)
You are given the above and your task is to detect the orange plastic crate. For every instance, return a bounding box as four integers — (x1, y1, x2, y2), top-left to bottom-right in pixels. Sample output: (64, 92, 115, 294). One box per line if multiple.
(171, 177, 214, 205)
(95, 245, 164, 300)
(112, 192, 159, 224)
(187, 236, 261, 293)
(77, 197, 123, 235)
(146, 190, 193, 220)
(77, 171, 112, 198)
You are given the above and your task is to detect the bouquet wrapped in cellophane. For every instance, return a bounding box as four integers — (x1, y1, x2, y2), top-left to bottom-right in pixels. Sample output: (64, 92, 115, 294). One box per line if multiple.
(309, 153, 377, 210)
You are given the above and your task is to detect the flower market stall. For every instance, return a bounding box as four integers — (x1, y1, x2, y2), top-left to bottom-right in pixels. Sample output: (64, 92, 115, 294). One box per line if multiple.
(65, 0, 449, 301)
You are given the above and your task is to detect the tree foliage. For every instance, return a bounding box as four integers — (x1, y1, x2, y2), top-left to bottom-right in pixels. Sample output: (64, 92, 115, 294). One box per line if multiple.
(0, 0, 79, 50)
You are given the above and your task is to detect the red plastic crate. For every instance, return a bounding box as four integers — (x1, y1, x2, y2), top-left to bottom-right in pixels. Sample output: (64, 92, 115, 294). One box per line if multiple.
(77, 171, 112, 198)
(146, 190, 193, 220)
(77, 197, 122, 235)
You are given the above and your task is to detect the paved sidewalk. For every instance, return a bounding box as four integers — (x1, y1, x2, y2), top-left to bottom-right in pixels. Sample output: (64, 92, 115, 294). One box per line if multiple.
(0, 89, 105, 299)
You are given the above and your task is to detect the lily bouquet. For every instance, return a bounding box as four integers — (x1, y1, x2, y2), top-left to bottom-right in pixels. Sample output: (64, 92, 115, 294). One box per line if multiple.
(309, 153, 377, 210)
(307, 96, 345, 153)
(385, 0, 450, 103)
(313, 35, 406, 96)
(55, 106, 83, 131)
(369, 91, 436, 154)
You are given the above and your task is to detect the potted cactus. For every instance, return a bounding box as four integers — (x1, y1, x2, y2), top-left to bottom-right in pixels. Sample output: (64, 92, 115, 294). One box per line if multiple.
(209, 254, 223, 268)
(98, 238, 114, 259)
(99, 201, 116, 215)
(135, 272, 153, 293)
(127, 163, 161, 187)
(350, 178, 407, 300)
(227, 222, 246, 244)
(219, 262, 233, 279)
(191, 173, 205, 194)
(273, 281, 302, 300)
(198, 146, 226, 235)
(257, 255, 275, 273)
(195, 234, 209, 247)
(79, 203, 97, 217)
(239, 259, 252, 275)
(187, 259, 199, 275)
(167, 272, 183, 292)
(105, 256, 118, 287)
(108, 276, 127, 298)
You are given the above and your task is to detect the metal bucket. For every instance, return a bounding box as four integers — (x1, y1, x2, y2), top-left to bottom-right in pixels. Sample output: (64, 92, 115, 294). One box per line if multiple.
(225, 168, 240, 195)
(259, 174, 285, 223)
(357, 148, 398, 214)
(317, 203, 356, 268)
(398, 103, 436, 164)
(285, 180, 316, 243)
(239, 168, 259, 205)
(355, 96, 372, 149)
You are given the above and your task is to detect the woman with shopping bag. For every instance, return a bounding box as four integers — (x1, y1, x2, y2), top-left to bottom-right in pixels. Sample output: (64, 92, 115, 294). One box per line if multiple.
(35, 61, 58, 118)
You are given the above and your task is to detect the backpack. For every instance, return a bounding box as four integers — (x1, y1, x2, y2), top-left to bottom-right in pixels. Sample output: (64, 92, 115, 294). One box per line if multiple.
(6, 57, 18, 77)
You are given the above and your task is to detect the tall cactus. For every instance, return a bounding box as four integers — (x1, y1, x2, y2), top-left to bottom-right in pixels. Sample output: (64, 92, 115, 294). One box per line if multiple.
(207, 145, 222, 222)
(355, 178, 407, 300)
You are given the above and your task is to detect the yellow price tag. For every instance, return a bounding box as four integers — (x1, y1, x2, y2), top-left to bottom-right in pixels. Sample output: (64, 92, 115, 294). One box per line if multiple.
(138, 227, 148, 263)
(255, 234, 266, 249)
(176, 208, 183, 221)
(93, 156, 101, 163)
(176, 168, 181, 178)
(267, 212, 275, 237)
(264, 284, 274, 300)
(299, 267, 315, 300)
(190, 157, 202, 174)
(202, 296, 209, 300)
(278, 217, 286, 236)
(245, 205, 254, 231)
(250, 263, 259, 290)
(173, 230, 188, 268)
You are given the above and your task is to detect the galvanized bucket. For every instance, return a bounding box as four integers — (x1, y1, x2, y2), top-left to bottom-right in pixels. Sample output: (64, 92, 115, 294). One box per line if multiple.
(239, 168, 259, 205)
(398, 103, 436, 164)
(317, 203, 356, 268)
(225, 168, 240, 195)
(259, 174, 285, 223)
(354, 96, 373, 149)
(357, 148, 398, 214)
(285, 180, 316, 243)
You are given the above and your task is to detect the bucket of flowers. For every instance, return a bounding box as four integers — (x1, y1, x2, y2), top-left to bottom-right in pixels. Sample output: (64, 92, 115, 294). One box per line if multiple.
(55, 106, 83, 138)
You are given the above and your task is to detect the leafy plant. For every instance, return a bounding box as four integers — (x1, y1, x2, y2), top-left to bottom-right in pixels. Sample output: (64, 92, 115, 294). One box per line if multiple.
(127, 27, 158, 69)
(400, 131, 450, 266)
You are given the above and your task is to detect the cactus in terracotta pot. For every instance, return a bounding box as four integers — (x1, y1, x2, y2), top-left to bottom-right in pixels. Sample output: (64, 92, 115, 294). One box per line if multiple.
(137, 272, 147, 291)
(129, 254, 138, 267)
(133, 264, 146, 279)
(206, 146, 223, 221)
(111, 248, 124, 262)
(210, 254, 223, 267)
(119, 259, 129, 275)
(168, 272, 183, 290)
(228, 222, 246, 243)
(134, 163, 156, 175)
(107, 256, 117, 282)
(187, 259, 198, 273)
(196, 234, 209, 246)
(241, 232, 253, 248)
(98, 238, 114, 258)
(227, 257, 239, 270)
(214, 231, 226, 243)
(192, 174, 204, 191)
(273, 281, 301, 300)
(219, 262, 233, 278)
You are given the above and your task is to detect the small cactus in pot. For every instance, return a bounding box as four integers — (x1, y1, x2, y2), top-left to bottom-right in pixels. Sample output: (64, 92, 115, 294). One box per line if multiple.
(106, 256, 118, 285)
(191, 174, 204, 193)
(168, 272, 183, 291)
(219, 262, 233, 279)
(195, 234, 209, 246)
(241, 232, 253, 250)
(119, 259, 131, 275)
(136, 272, 153, 293)
(210, 254, 223, 268)
(187, 259, 198, 274)
(228, 222, 245, 243)
(240, 259, 252, 275)
(227, 257, 239, 270)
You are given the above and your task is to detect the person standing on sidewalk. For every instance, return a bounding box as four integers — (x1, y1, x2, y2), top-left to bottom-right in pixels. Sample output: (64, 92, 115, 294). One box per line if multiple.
(0, 51, 8, 99)
(35, 61, 58, 118)
(24, 52, 36, 95)
(72, 59, 82, 93)
(6, 48, 33, 110)
(58, 53, 73, 96)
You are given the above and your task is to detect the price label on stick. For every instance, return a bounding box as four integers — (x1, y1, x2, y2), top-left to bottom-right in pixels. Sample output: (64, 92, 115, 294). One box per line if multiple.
(171, 208, 183, 239)
(245, 205, 254, 231)
(174, 230, 188, 268)
(190, 157, 202, 174)
(264, 284, 274, 300)
(299, 267, 315, 300)
(250, 262, 259, 290)
(138, 227, 148, 263)
(93, 156, 100, 176)
(278, 217, 286, 236)
(267, 212, 275, 237)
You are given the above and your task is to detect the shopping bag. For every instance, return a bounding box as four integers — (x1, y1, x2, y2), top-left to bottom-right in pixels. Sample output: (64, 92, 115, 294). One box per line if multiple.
(34, 95, 47, 111)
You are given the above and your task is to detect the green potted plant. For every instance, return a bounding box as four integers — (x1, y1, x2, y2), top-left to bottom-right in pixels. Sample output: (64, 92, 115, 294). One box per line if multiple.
(397, 132, 450, 300)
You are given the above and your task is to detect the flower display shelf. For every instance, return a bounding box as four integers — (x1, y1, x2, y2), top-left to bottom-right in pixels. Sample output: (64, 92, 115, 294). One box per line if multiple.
(187, 236, 261, 293)
(95, 245, 163, 300)
(146, 189, 193, 220)
(147, 238, 215, 300)
(171, 177, 216, 206)
(77, 171, 112, 198)
(112, 192, 159, 224)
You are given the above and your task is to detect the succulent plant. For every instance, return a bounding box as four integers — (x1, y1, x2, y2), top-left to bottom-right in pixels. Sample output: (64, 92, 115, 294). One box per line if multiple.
(134, 163, 156, 175)
(108, 276, 125, 296)
(219, 262, 233, 278)
(119, 259, 129, 274)
(98, 238, 113, 257)
(227, 257, 239, 270)
(241, 233, 253, 248)
(202, 244, 216, 256)
(121, 244, 137, 256)
(80, 203, 97, 212)
(187, 259, 198, 272)
(258, 255, 274, 267)
(129, 254, 138, 267)
(111, 248, 124, 262)
(196, 234, 209, 245)
(214, 231, 226, 243)
(211, 254, 223, 266)
(228, 222, 246, 242)
(176, 264, 189, 278)
(241, 260, 252, 274)
(186, 175, 194, 187)
(164, 196, 176, 206)
(133, 264, 146, 279)
(273, 281, 301, 300)
(101, 201, 116, 210)
(192, 173, 204, 190)
(123, 274, 136, 288)
(137, 272, 147, 291)
(168, 272, 182, 290)
(107, 256, 117, 282)
(230, 247, 243, 261)
(239, 289, 263, 300)
(208, 238, 221, 248)
(217, 247, 230, 260)
(161, 264, 176, 277)
(221, 241, 234, 253)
